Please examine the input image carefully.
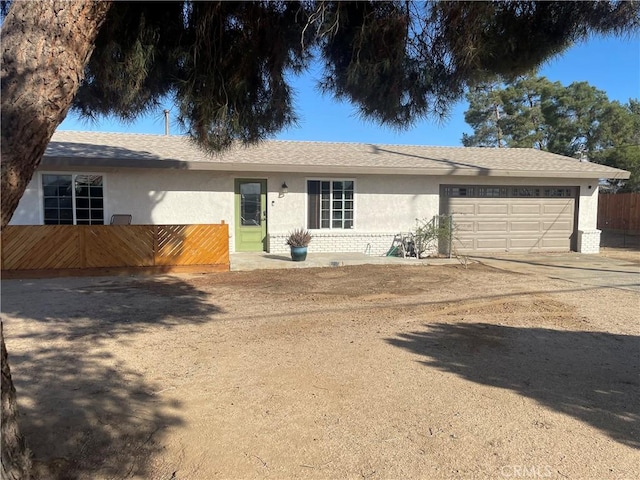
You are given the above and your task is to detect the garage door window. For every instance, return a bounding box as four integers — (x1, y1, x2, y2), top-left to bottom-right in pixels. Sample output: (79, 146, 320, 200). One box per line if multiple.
(511, 187, 541, 197)
(443, 186, 475, 197)
(478, 187, 508, 197)
(443, 185, 575, 198)
(543, 188, 573, 197)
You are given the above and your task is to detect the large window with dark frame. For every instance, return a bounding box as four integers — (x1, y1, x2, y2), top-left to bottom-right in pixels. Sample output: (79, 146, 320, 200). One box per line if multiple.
(42, 174, 104, 225)
(307, 180, 354, 229)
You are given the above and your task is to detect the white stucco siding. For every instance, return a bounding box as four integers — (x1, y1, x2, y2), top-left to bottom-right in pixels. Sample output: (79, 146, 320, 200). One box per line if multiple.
(354, 175, 440, 232)
(265, 174, 441, 255)
(8, 176, 40, 225)
(263, 174, 307, 232)
(576, 182, 601, 253)
(265, 174, 440, 234)
(9, 169, 236, 227)
(8, 167, 604, 254)
(106, 170, 234, 225)
(577, 182, 599, 230)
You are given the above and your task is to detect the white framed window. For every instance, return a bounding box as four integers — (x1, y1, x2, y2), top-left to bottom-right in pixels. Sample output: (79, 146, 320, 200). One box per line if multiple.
(307, 179, 354, 229)
(42, 173, 105, 225)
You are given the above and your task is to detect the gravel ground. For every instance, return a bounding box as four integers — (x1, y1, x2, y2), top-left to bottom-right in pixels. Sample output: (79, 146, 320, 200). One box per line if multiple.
(1, 251, 639, 480)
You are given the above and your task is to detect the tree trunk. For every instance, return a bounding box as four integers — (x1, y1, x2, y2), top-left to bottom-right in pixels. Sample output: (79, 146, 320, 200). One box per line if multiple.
(1, 1, 112, 477)
(1, 0, 112, 228)
(1, 324, 31, 480)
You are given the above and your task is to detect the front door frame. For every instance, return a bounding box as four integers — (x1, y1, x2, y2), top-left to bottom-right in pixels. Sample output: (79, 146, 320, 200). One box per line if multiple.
(234, 178, 268, 252)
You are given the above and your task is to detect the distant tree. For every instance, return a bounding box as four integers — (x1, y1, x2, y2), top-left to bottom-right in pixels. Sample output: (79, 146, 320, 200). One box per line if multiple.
(541, 80, 615, 157)
(600, 144, 640, 192)
(2, 1, 640, 477)
(594, 100, 640, 192)
(499, 75, 556, 151)
(463, 74, 640, 191)
(462, 81, 506, 148)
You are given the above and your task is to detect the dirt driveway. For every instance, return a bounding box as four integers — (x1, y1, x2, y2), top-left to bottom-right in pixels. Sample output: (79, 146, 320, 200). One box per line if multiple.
(1, 252, 639, 479)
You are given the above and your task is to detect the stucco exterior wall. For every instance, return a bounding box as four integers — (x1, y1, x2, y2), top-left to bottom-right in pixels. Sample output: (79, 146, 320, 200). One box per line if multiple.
(577, 183, 601, 253)
(9, 168, 603, 254)
(106, 169, 235, 225)
(577, 183, 600, 231)
(10, 169, 235, 225)
(265, 174, 440, 255)
(8, 176, 41, 225)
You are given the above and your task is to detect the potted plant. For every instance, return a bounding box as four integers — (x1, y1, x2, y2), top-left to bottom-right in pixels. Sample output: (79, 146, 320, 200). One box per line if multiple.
(286, 228, 312, 261)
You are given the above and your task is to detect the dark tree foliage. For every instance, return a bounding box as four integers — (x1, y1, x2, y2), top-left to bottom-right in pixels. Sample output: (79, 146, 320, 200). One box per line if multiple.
(463, 74, 640, 191)
(596, 100, 640, 192)
(74, 1, 311, 150)
(71, 0, 640, 150)
(2, 1, 640, 477)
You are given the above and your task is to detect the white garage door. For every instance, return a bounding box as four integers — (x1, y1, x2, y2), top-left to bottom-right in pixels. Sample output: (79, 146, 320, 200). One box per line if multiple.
(440, 185, 577, 254)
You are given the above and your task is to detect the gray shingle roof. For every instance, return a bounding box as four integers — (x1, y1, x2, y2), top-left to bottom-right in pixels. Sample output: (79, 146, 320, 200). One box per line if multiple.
(44, 130, 630, 179)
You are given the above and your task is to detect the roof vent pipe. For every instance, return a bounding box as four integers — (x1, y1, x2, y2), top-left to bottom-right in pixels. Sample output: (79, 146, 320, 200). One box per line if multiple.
(164, 109, 170, 136)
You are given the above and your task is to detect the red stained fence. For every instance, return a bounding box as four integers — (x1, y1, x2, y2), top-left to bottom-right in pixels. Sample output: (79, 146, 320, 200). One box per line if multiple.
(597, 193, 640, 233)
(1, 224, 229, 277)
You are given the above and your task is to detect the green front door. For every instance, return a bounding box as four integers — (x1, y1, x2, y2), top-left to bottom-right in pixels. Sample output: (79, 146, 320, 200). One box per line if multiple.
(235, 179, 267, 252)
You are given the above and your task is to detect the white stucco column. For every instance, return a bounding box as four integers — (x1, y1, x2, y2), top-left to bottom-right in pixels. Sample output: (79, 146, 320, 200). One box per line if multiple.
(576, 183, 601, 254)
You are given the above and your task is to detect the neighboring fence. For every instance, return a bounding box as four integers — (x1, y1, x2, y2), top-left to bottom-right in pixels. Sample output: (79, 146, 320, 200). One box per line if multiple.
(1, 224, 229, 277)
(597, 193, 640, 233)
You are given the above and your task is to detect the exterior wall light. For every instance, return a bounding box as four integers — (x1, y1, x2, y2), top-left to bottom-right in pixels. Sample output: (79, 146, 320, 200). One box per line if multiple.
(281, 182, 289, 196)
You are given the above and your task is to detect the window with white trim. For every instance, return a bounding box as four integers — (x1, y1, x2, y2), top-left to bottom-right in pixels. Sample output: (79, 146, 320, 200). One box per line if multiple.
(307, 180, 354, 229)
(42, 174, 104, 225)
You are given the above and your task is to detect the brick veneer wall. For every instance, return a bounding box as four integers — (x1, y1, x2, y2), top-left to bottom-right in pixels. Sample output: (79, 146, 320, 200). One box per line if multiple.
(577, 229, 601, 254)
(268, 232, 398, 256)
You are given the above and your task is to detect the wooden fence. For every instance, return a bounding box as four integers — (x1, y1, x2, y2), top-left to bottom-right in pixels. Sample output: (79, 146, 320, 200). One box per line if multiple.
(1, 224, 229, 277)
(597, 193, 640, 233)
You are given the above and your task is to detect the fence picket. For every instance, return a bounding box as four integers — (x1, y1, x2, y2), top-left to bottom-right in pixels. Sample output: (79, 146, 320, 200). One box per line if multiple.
(1, 224, 229, 275)
(598, 193, 640, 232)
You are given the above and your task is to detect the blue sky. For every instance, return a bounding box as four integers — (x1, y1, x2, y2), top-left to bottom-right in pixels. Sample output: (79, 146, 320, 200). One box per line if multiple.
(59, 34, 640, 146)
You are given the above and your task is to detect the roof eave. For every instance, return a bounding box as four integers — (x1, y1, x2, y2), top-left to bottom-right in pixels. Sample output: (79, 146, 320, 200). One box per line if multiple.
(41, 157, 631, 180)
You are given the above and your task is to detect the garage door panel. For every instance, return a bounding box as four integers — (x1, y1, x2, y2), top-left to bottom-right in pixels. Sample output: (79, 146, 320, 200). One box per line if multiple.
(509, 238, 542, 249)
(510, 221, 541, 232)
(541, 237, 571, 249)
(476, 238, 508, 250)
(454, 220, 474, 233)
(543, 203, 572, 214)
(452, 238, 474, 250)
(477, 221, 508, 232)
(477, 204, 509, 215)
(511, 204, 541, 215)
(451, 204, 476, 215)
(444, 188, 575, 254)
(543, 220, 573, 231)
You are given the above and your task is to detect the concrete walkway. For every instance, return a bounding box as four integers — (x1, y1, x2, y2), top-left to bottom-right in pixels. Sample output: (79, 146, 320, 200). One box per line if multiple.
(230, 251, 640, 292)
(471, 253, 640, 292)
(230, 252, 460, 271)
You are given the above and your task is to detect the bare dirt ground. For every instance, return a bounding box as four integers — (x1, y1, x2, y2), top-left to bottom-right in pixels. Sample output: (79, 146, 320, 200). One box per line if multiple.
(1, 249, 639, 480)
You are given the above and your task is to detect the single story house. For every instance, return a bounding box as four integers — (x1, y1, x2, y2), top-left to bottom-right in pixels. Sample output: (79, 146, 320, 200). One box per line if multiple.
(10, 130, 630, 255)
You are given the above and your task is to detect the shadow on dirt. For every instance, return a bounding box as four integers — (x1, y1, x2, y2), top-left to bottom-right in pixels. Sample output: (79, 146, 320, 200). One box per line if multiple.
(2, 275, 222, 479)
(387, 323, 640, 449)
(601, 230, 640, 250)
